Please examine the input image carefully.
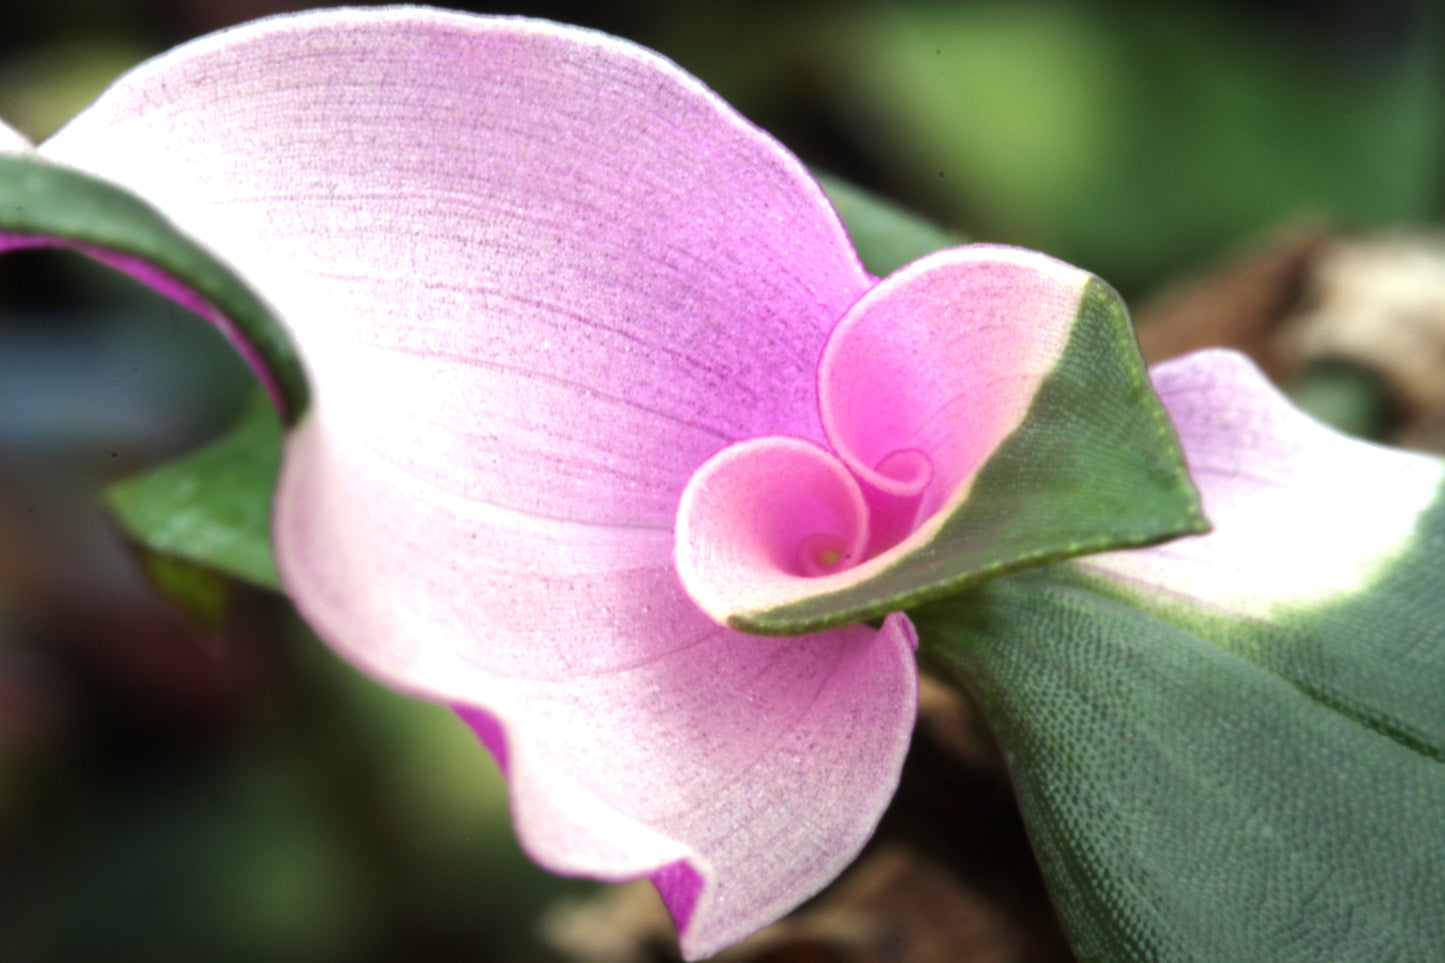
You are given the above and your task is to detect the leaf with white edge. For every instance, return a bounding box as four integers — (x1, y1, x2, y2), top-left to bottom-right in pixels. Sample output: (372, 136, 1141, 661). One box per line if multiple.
(678, 247, 1206, 635)
(0, 150, 307, 419)
(106, 392, 283, 590)
(913, 350, 1445, 962)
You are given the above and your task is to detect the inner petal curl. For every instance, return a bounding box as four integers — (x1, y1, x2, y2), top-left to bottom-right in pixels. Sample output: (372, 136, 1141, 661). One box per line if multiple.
(674, 437, 870, 625)
(674, 247, 1091, 633)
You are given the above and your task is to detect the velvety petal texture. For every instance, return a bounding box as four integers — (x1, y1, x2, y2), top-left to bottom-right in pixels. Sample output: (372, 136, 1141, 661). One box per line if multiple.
(31, 9, 911, 956)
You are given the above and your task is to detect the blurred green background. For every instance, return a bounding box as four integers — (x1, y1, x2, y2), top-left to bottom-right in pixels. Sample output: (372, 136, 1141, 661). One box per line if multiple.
(0, 1, 1440, 960)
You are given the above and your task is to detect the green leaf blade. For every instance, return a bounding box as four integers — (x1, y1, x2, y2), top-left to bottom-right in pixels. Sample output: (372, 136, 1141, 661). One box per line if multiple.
(106, 392, 283, 590)
(915, 485, 1445, 962)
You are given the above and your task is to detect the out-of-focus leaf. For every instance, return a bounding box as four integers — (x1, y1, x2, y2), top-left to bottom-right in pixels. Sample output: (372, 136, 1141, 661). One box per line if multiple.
(106, 392, 282, 590)
(0, 40, 149, 142)
(28, 745, 378, 963)
(137, 552, 233, 631)
(1285, 360, 1396, 441)
(816, 171, 963, 276)
(820, 4, 1445, 288)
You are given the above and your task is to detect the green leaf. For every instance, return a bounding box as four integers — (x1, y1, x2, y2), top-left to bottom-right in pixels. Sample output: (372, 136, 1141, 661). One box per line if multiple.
(1285, 360, 1396, 442)
(1, 149, 305, 591)
(913, 492, 1445, 961)
(815, 171, 963, 275)
(107, 392, 283, 590)
(0, 151, 308, 419)
(137, 552, 236, 631)
(736, 277, 1206, 635)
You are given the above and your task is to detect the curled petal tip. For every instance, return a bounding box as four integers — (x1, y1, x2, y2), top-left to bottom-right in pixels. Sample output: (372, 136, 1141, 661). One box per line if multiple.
(675, 437, 870, 626)
(677, 243, 1196, 637)
(870, 447, 935, 496)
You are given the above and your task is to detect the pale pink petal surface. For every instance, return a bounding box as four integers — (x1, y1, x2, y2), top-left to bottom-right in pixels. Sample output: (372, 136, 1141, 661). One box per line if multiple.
(32, 8, 918, 956)
(1082, 349, 1444, 616)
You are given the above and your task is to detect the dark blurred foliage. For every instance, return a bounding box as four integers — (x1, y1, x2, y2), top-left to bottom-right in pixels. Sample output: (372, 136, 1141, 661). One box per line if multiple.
(1, 1, 1441, 961)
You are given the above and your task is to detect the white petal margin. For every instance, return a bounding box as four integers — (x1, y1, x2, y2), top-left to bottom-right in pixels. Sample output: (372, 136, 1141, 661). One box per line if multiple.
(0, 117, 32, 153)
(1080, 349, 1445, 618)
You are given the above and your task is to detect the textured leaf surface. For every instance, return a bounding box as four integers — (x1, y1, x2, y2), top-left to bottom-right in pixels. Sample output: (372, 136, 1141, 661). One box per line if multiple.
(916, 546, 1445, 962)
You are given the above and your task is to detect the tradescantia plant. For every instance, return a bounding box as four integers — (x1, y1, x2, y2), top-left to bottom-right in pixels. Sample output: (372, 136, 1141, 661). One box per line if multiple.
(2, 7, 1443, 960)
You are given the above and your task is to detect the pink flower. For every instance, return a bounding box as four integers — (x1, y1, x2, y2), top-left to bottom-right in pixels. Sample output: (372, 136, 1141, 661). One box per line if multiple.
(0, 7, 1216, 957)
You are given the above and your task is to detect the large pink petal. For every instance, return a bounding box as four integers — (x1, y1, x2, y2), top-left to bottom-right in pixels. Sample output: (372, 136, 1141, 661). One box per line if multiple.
(35, 8, 911, 954)
(40, 7, 871, 527)
(1081, 349, 1444, 614)
(278, 416, 918, 959)
(460, 609, 916, 959)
